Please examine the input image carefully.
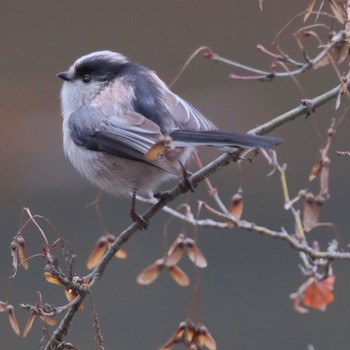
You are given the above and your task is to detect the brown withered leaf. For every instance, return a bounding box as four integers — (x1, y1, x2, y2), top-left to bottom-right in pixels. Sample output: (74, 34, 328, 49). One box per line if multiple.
(314, 41, 350, 69)
(186, 240, 207, 268)
(160, 325, 185, 349)
(10, 240, 18, 277)
(137, 259, 164, 285)
(196, 325, 217, 350)
(7, 305, 20, 336)
(115, 248, 128, 259)
(329, 0, 346, 23)
(304, 0, 317, 22)
(168, 265, 190, 287)
(0, 300, 8, 312)
(39, 314, 57, 326)
(229, 191, 244, 220)
(304, 275, 335, 311)
(309, 160, 322, 181)
(23, 312, 36, 338)
(64, 289, 84, 311)
(16, 236, 29, 270)
(44, 272, 62, 285)
(87, 237, 108, 270)
(166, 235, 185, 267)
(302, 192, 324, 232)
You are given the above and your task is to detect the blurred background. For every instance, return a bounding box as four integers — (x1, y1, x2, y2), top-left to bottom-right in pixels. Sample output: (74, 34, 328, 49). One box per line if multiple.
(1, 1, 350, 349)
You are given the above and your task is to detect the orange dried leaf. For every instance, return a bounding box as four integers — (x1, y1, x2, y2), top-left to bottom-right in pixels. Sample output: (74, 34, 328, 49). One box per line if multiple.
(44, 272, 62, 285)
(160, 327, 185, 349)
(87, 238, 108, 270)
(168, 265, 190, 287)
(65, 289, 84, 311)
(115, 248, 128, 259)
(309, 160, 322, 181)
(304, 275, 335, 311)
(8, 306, 20, 336)
(197, 327, 217, 350)
(23, 312, 36, 338)
(186, 243, 207, 268)
(229, 192, 243, 220)
(39, 315, 57, 326)
(137, 259, 164, 285)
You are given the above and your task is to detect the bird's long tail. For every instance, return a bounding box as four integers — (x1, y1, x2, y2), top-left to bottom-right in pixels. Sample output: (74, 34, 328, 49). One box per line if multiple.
(170, 130, 281, 149)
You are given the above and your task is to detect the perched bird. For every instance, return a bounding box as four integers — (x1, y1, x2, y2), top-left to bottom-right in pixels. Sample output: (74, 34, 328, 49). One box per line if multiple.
(58, 50, 280, 225)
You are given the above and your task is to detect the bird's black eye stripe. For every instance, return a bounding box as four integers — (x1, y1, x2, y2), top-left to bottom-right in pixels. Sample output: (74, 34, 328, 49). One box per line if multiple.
(82, 74, 91, 83)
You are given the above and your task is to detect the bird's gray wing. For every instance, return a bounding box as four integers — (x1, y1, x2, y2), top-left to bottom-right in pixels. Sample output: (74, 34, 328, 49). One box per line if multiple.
(69, 106, 178, 173)
(163, 90, 217, 131)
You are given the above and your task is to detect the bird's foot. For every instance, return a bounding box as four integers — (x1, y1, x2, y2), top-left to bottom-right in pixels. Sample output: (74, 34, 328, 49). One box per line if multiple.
(178, 162, 197, 193)
(130, 210, 149, 230)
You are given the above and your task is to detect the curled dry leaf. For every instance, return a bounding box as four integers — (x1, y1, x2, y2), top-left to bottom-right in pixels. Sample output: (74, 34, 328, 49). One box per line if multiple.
(196, 325, 217, 350)
(16, 235, 29, 270)
(39, 314, 57, 326)
(186, 241, 207, 268)
(309, 160, 322, 181)
(7, 305, 20, 336)
(44, 272, 62, 285)
(137, 259, 164, 285)
(304, 275, 335, 311)
(166, 235, 185, 267)
(168, 265, 190, 287)
(0, 300, 8, 312)
(302, 192, 324, 232)
(64, 289, 84, 311)
(23, 312, 36, 338)
(87, 237, 108, 270)
(10, 240, 18, 276)
(314, 41, 350, 69)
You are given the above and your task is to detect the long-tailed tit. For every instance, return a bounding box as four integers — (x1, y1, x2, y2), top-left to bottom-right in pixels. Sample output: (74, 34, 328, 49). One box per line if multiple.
(58, 50, 280, 225)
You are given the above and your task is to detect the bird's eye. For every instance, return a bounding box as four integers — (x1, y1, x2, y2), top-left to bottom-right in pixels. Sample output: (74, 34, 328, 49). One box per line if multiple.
(82, 74, 91, 83)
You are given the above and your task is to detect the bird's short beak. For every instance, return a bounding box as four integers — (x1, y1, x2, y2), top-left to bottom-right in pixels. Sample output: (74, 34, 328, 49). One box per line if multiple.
(57, 71, 73, 82)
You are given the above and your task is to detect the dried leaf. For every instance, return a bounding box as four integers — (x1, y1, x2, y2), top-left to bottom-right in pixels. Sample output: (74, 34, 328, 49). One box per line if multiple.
(17, 236, 29, 270)
(44, 272, 62, 285)
(304, 0, 317, 22)
(137, 259, 164, 285)
(229, 192, 244, 220)
(314, 42, 350, 69)
(319, 158, 330, 197)
(115, 248, 127, 259)
(168, 265, 190, 287)
(39, 315, 57, 326)
(87, 237, 108, 270)
(329, 0, 345, 23)
(309, 160, 322, 181)
(0, 300, 8, 312)
(160, 326, 185, 349)
(196, 326, 217, 350)
(7, 305, 20, 336)
(23, 312, 36, 337)
(304, 275, 335, 311)
(302, 192, 323, 232)
(10, 240, 18, 276)
(166, 236, 185, 267)
(64, 289, 84, 311)
(186, 242, 207, 268)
